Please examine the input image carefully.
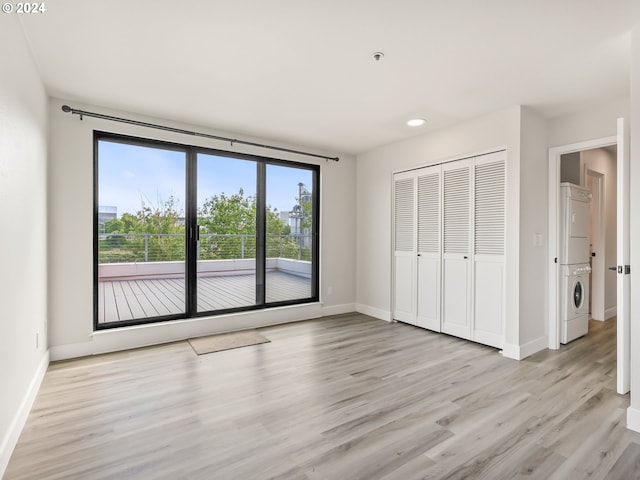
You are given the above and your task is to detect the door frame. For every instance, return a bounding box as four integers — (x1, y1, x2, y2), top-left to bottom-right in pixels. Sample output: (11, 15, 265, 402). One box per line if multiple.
(584, 168, 605, 321)
(548, 125, 632, 393)
(547, 135, 616, 349)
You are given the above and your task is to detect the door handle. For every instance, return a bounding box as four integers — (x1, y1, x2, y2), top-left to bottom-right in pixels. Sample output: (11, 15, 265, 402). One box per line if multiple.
(608, 267, 617, 271)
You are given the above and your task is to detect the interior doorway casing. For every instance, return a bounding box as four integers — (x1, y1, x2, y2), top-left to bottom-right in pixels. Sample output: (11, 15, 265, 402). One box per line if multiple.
(547, 136, 616, 350)
(585, 169, 605, 321)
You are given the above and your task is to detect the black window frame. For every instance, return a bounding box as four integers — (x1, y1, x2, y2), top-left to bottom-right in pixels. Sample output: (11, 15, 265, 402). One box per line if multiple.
(94, 130, 320, 330)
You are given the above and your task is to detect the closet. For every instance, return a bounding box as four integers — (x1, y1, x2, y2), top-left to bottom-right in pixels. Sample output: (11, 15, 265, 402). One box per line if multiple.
(393, 150, 505, 348)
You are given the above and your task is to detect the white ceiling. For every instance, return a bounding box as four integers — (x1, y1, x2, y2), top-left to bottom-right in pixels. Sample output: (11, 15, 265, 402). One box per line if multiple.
(18, 0, 640, 155)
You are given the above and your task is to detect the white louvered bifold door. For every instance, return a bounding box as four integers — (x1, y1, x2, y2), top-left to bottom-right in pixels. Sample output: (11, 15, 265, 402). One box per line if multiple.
(442, 159, 472, 340)
(393, 171, 417, 323)
(473, 151, 506, 348)
(416, 165, 442, 331)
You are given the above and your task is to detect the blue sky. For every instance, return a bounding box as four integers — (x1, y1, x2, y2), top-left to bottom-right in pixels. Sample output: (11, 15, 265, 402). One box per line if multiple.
(98, 141, 312, 217)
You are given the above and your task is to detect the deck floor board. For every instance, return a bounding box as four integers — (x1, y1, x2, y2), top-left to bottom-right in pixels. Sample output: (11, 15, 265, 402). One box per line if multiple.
(98, 271, 311, 323)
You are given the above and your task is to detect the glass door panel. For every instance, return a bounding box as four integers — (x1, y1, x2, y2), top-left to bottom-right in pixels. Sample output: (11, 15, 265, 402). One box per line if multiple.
(97, 140, 187, 325)
(265, 165, 313, 303)
(196, 154, 257, 312)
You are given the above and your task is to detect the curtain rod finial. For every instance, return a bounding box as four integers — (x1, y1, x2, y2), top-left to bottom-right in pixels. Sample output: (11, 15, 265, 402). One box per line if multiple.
(61, 105, 71, 113)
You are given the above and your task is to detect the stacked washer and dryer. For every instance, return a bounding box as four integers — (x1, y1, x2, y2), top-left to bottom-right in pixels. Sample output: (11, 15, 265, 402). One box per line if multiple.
(559, 183, 593, 344)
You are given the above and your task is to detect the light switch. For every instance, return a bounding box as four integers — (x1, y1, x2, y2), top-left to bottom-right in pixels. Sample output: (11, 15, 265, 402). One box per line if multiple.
(534, 234, 543, 247)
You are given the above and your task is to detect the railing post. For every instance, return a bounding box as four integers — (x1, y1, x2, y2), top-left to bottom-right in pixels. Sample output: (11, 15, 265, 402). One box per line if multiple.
(145, 234, 149, 262)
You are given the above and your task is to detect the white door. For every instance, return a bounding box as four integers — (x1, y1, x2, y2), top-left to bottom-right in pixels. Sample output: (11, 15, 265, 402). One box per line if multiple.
(393, 172, 416, 323)
(617, 117, 630, 394)
(416, 166, 442, 331)
(442, 159, 472, 339)
(472, 152, 506, 348)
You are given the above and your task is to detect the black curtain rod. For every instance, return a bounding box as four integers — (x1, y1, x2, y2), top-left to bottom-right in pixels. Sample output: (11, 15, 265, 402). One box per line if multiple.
(61, 105, 340, 162)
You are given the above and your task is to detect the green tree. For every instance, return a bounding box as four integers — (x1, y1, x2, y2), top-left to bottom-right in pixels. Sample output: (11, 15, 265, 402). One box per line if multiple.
(198, 189, 297, 260)
(100, 196, 185, 263)
(100, 190, 302, 263)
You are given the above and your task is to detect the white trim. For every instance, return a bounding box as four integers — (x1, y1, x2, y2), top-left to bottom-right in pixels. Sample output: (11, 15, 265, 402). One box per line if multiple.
(0, 350, 50, 477)
(605, 306, 617, 320)
(391, 145, 508, 176)
(356, 303, 392, 322)
(321, 303, 356, 317)
(52, 303, 323, 361)
(50, 341, 95, 362)
(500, 336, 547, 360)
(547, 136, 617, 350)
(627, 407, 640, 433)
(500, 343, 520, 360)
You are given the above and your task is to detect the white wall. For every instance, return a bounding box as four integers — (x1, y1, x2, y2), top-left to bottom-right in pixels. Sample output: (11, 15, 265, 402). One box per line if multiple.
(518, 107, 548, 349)
(356, 106, 522, 352)
(0, 17, 49, 476)
(48, 98, 356, 359)
(628, 21, 640, 432)
(581, 148, 617, 319)
(546, 98, 628, 351)
(547, 96, 629, 147)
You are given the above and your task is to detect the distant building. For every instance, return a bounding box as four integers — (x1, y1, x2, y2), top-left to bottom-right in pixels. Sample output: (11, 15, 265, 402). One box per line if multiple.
(98, 206, 117, 232)
(288, 183, 312, 249)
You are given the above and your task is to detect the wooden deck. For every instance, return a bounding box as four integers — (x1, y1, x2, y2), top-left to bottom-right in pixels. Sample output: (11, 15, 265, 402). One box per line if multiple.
(98, 271, 311, 323)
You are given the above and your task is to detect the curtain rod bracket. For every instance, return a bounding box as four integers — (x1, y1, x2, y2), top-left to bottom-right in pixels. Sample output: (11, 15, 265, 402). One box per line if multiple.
(60, 105, 340, 162)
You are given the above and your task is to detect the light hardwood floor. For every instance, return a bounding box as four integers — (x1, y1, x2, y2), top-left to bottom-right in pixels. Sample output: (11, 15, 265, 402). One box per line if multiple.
(6, 314, 640, 479)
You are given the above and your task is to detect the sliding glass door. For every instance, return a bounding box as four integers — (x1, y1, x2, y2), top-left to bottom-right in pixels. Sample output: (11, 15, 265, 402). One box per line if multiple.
(95, 132, 319, 329)
(265, 165, 315, 303)
(196, 154, 258, 311)
(96, 138, 187, 326)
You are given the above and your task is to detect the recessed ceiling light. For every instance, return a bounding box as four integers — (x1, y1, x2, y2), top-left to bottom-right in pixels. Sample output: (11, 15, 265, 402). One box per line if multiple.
(407, 118, 426, 127)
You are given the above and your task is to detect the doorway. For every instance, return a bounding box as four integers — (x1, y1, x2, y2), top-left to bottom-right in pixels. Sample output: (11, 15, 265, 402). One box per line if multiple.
(548, 119, 630, 394)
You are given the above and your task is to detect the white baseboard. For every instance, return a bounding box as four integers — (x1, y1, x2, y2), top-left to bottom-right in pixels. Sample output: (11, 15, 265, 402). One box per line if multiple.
(500, 343, 520, 360)
(50, 340, 95, 361)
(605, 306, 617, 320)
(51, 303, 324, 361)
(1, 350, 49, 477)
(355, 304, 392, 322)
(501, 336, 548, 360)
(627, 406, 640, 433)
(321, 303, 356, 317)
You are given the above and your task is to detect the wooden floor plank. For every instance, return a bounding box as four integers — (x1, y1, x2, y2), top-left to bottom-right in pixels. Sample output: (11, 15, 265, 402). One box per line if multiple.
(7, 315, 640, 479)
(99, 271, 312, 323)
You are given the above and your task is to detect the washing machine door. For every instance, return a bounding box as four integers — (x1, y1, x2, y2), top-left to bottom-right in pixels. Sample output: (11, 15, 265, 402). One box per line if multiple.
(572, 279, 585, 314)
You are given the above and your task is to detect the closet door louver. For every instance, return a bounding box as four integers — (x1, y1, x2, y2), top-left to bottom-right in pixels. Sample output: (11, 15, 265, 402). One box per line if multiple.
(394, 177, 415, 252)
(417, 173, 440, 254)
(393, 174, 416, 323)
(416, 167, 441, 331)
(442, 160, 471, 339)
(443, 167, 470, 254)
(475, 160, 505, 255)
(472, 152, 506, 349)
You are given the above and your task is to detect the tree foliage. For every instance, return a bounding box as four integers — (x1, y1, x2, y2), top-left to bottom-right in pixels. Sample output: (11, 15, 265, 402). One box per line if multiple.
(99, 190, 304, 263)
(101, 196, 185, 263)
